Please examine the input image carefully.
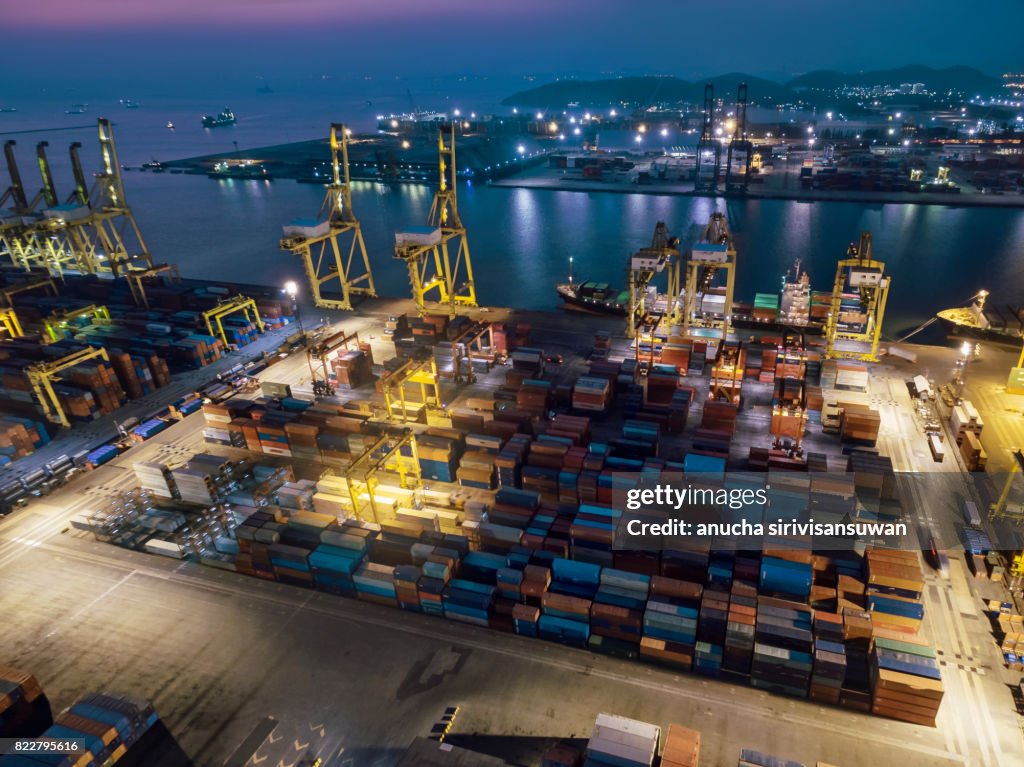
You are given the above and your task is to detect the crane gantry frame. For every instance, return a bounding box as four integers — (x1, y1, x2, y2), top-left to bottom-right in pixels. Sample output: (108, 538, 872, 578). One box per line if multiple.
(341, 427, 421, 523)
(26, 346, 110, 428)
(380, 352, 441, 422)
(824, 232, 890, 362)
(280, 123, 376, 311)
(626, 222, 681, 339)
(681, 212, 736, 342)
(394, 124, 477, 317)
(202, 296, 265, 348)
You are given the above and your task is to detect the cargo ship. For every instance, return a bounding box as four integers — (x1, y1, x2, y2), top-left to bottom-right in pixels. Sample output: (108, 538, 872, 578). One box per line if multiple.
(202, 108, 236, 128)
(557, 259, 826, 332)
(937, 290, 1024, 343)
(556, 280, 628, 315)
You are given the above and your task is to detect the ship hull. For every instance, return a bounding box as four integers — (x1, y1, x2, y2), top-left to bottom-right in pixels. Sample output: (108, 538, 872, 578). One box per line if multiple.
(556, 286, 627, 316)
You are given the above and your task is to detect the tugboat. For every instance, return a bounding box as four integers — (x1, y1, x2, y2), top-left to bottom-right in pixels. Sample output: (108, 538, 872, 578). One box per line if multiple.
(202, 108, 236, 128)
(937, 290, 1024, 344)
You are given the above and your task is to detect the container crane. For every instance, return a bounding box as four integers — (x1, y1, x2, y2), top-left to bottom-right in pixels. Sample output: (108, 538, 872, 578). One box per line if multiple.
(280, 123, 376, 311)
(446, 320, 493, 384)
(1, 274, 58, 307)
(681, 212, 736, 342)
(26, 346, 110, 428)
(126, 263, 181, 309)
(824, 232, 890, 362)
(694, 85, 721, 193)
(43, 304, 110, 342)
(341, 427, 420, 523)
(394, 124, 477, 317)
(626, 222, 680, 339)
(0, 307, 22, 338)
(989, 450, 1024, 523)
(40, 121, 153, 277)
(380, 351, 441, 422)
(201, 296, 265, 348)
(306, 327, 361, 396)
(725, 83, 753, 194)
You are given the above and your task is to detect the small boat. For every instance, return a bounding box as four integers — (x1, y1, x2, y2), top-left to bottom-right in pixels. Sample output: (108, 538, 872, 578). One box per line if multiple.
(120, 98, 140, 109)
(166, 121, 175, 130)
(0, 107, 16, 113)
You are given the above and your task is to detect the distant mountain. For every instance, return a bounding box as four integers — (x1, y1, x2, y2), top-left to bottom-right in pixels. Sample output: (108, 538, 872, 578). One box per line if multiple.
(502, 75, 794, 109)
(503, 66, 1003, 109)
(786, 65, 1000, 94)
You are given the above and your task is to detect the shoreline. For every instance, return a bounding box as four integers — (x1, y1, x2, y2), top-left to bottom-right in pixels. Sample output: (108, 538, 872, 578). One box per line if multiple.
(489, 174, 1024, 209)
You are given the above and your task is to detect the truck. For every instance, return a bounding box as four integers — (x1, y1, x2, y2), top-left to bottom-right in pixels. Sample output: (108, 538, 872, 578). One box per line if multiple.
(963, 499, 982, 528)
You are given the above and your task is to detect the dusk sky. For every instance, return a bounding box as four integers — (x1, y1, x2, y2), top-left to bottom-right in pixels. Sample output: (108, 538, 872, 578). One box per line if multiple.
(3, 0, 1022, 88)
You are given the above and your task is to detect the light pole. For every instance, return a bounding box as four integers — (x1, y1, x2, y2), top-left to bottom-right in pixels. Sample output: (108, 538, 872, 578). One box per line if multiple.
(956, 340, 973, 401)
(284, 280, 301, 332)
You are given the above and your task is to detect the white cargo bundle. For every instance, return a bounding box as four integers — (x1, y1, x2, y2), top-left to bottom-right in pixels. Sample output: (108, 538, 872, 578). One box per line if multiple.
(691, 243, 729, 263)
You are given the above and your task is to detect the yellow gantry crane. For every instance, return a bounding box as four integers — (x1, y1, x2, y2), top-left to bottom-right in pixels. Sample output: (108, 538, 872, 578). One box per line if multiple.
(280, 123, 376, 310)
(2, 122, 153, 277)
(26, 346, 110, 427)
(447, 320, 493, 384)
(1, 275, 58, 307)
(202, 296, 264, 347)
(627, 222, 681, 339)
(824, 232, 890, 362)
(0, 307, 22, 338)
(681, 212, 736, 341)
(394, 124, 477, 317)
(989, 450, 1024, 523)
(381, 352, 441, 422)
(306, 327, 361, 392)
(343, 427, 421, 523)
(126, 263, 181, 309)
(43, 304, 110, 342)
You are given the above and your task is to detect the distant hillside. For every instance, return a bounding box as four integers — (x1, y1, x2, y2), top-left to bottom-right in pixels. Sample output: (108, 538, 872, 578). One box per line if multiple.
(503, 66, 1002, 108)
(502, 75, 793, 109)
(787, 65, 999, 94)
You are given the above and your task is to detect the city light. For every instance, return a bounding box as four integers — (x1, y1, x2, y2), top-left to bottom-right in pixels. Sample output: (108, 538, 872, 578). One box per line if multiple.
(573, 127, 581, 136)
(516, 144, 526, 154)
(806, 126, 814, 134)
(548, 121, 558, 133)
(390, 119, 398, 128)
(826, 112, 833, 120)
(453, 109, 461, 117)
(401, 140, 410, 149)
(283, 281, 297, 298)
(638, 124, 647, 133)
(536, 112, 543, 120)
(584, 112, 591, 120)
(634, 134, 642, 143)
(660, 128, 668, 137)
(610, 109, 617, 117)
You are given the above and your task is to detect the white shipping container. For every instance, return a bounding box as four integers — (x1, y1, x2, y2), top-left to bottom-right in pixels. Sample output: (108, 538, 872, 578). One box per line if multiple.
(144, 538, 185, 559)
